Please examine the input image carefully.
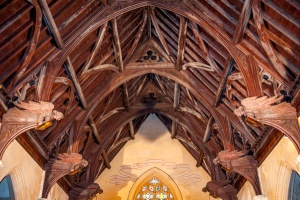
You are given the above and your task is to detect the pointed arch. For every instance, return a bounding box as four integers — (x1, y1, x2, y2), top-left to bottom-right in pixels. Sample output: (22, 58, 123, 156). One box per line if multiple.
(128, 167, 182, 200)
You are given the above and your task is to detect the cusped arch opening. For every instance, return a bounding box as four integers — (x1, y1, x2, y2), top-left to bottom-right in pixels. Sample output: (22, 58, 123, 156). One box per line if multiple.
(128, 167, 182, 200)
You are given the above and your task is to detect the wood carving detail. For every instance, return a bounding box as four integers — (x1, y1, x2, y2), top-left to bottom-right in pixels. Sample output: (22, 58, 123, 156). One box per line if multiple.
(202, 180, 238, 200)
(234, 96, 300, 153)
(213, 150, 262, 195)
(0, 101, 64, 160)
(42, 153, 88, 198)
(69, 182, 103, 200)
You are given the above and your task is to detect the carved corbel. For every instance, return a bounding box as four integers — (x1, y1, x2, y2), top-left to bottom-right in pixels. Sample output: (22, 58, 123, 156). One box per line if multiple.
(234, 95, 300, 154)
(0, 101, 64, 160)
(69, 182, 103, 200)
(41, 153, 88, 198)
(213, 150, 262, 195)
(202, 180, 238, 200)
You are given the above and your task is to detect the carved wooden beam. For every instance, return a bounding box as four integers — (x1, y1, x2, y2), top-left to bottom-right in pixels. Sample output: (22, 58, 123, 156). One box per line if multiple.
(38, 0, 87, 109)
(232, 0, 252, 45)
(38, 0, 64, 49)
(171, 119, 178, 139)
(190, 20, 221, 75)
(88, 116, 101, 144)
(101, 150, 111, 169)
(8, 1, 42, 90)
(214, 57, 234, 107)
(41, 153, 88, 198)
(129, 121, 135, 140)
(178, 106, 207, 124)
(124, 9, 148, 64)
(65, 58, 87, 109)
(81, 23, 108, 76)
(252, 0, 291, 84)
(0, 101, 63, 160)
(147, 6, 152, 39)
(223, 116, 235, 151)
(196, 150, 205, 167)
(176, 16, 187, 71)
(213, 150, 262, 195)
(234, 95, 300, 153)
(203, 116, 214, 143)
(111, 18, 124, 72)
(122, 83, 131, 112)
(173, 82, 180, 110)
(69, 182, 102, 200)
(150, 8, 174, 63)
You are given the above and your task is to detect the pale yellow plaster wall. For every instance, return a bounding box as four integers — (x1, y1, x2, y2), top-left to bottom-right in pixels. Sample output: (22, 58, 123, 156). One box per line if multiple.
(95, 114, 213, 200)
(238, 136, 300, 200)
(0, 140, 68, 200)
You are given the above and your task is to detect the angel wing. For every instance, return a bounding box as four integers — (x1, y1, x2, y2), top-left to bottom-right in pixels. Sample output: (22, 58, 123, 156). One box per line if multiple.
(218, 150, 247, 161)
(14, 101, 54, 114)
(57, 153, 83, 163)
(241, 95, 283, 112)
(241, 95, 296, 120)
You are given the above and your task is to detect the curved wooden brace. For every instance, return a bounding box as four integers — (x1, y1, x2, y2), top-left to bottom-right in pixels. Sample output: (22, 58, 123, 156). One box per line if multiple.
(182, 62, 215, 72)
(9, 2, 42, 90)
(178, 106, 207, 123)
(73, 68, 227, 149)
(43, 0, 266, 102)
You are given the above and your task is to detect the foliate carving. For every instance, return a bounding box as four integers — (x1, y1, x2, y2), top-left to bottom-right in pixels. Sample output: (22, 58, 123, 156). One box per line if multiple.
(42, 153, 88, 198)
(69, 182, 103, 200)
(0, 101, 64, 159)
(202, 180, 238, 200)
(213, 150, 262, 195)
(234, 95, 300, 153)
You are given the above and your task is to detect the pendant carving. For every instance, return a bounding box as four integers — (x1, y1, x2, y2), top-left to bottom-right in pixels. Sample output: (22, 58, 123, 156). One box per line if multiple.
(0, 101, 64, 159)
(41, 153, 88, 198)
(213, 150, 262, 195)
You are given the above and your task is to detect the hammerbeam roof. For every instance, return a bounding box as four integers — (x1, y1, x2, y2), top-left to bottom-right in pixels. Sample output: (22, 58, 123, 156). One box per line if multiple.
(0, 0, 299, 192)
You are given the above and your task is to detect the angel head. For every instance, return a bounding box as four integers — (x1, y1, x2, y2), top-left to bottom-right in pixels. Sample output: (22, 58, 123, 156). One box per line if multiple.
(51, 110, 64, 121)
(233, 106, 244, 118)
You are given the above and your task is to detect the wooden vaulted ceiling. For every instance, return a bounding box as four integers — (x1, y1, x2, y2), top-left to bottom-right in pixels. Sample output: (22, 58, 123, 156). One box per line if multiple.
(0, 0, 299, 194)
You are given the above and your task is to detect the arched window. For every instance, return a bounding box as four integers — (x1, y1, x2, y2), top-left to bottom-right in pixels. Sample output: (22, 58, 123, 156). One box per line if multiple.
(128, 168, 182, 200)
(0, 175, 15, 200)
(288, 170, 300, 200)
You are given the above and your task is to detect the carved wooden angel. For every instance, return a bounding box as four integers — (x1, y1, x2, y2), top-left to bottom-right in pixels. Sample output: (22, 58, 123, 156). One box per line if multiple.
(234, 95, 300, 153)
(42, 153, 88, 198)
(202, 180, 238, 200)
(3, 101, 64, 127)
(213, 150, 261, 195)
(0, 100, 64, 160)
